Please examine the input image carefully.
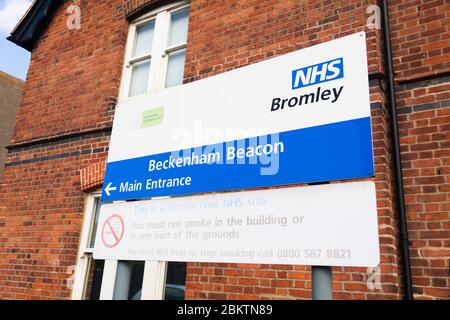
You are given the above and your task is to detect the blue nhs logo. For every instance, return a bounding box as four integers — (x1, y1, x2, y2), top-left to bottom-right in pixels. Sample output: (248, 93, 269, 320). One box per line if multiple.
(292, 58, 344, 89)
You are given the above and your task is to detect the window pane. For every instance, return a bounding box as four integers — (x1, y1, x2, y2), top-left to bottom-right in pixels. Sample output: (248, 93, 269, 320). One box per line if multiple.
(84, 256, 104, 300)
(129, 60, 150, 96)
(168, 8, 189, 47)
(165, 49, 186, 88)
(128, 261, 145, 300)
(164, 262, 186, 300)
(133, 21, 155, 57)
(89, 198, 101, 248)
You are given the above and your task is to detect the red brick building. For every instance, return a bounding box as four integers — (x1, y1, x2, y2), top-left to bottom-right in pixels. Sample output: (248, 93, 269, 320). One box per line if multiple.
(0, 0, 448, 300)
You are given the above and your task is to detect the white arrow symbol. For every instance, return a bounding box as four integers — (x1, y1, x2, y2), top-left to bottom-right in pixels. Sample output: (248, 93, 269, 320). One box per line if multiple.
(105, 182, 117, 196)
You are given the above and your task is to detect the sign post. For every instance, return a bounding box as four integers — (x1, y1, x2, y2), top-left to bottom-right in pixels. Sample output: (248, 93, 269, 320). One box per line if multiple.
(113, 261, 132, 300)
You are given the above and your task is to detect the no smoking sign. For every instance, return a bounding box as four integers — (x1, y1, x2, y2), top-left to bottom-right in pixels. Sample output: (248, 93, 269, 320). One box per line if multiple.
(101, 214, 125, 248)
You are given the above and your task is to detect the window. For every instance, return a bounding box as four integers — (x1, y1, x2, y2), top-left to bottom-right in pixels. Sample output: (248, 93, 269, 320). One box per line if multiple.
(73, 2, 190, 300)
(72, 192, 105, 300)
(121, 1, 190, 98)
(164, 262, 187, 300)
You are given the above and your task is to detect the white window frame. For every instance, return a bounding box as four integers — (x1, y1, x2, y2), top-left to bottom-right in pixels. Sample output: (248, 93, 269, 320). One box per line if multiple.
(71, 191, 104, 300)
(118, 0, 190, 101)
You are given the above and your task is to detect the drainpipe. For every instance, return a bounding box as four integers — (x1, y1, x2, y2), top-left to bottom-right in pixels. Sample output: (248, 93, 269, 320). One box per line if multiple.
(380, 0, 413, 300)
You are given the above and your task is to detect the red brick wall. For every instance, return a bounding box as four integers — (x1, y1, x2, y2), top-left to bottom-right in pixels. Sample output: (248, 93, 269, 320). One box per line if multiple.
(184, 0, 384, 84)
(389, 0, 450, 80)
(0, 0, 448, 300)
(80, 160, 106, 191)
(390, 0, 450, 299)
(0, 0, 125, 299)
(396, 78, 450, 299)
(0, 133, 110, 299)
(10, 0, 127, 144)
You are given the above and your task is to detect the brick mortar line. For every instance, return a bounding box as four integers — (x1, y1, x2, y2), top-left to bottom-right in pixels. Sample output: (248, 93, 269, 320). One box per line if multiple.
(397, 77, 450, 92)
(397, 99, 450, 115)
(396, 71, 450, 89)
(6, 126, 112, 153)
(4, 147, 109, 168)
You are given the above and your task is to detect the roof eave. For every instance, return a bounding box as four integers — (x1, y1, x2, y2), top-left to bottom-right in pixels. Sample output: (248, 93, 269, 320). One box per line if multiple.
(7, 0, 64, 52)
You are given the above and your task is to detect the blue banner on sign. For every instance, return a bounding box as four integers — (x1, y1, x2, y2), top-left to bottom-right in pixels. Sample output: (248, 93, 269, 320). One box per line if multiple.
(101, 117, 374, 202)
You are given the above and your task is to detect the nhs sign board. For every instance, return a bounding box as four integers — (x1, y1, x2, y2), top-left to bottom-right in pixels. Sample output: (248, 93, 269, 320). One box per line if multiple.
(101, 32, 373, 202)
(292, 58, 344, 89)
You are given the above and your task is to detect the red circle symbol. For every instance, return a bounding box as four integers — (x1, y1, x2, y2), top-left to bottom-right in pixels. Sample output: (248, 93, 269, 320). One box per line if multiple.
(101, 214, 125, 248)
